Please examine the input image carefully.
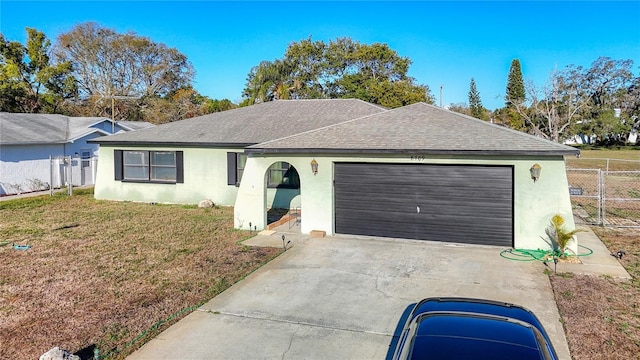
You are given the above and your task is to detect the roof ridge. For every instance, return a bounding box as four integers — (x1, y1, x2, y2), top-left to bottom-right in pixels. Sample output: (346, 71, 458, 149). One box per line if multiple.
(249, 104, 394, 148)
(267, 98, 388, 110)
(420, 102, 576, 150)
(247, 101, 579, 155)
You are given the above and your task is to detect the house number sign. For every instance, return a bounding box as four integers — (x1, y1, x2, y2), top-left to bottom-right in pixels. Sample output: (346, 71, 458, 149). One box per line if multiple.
(410, 155, 426, 161)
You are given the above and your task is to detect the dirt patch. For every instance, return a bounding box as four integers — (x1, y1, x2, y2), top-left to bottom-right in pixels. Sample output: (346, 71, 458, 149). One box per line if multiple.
(550, 227, 640, 359)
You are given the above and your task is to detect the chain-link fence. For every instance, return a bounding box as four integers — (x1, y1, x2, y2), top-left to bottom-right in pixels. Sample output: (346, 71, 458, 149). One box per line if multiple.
(603, 171, 640, 227)
(567, 168, 640, 227)
(566, 169, 601, 225)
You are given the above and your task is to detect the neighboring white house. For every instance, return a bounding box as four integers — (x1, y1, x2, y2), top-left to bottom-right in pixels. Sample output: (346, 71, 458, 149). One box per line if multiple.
(564, 110, 640, 145)
(0, 113, 154, 196)
(91, 99, 580, 251)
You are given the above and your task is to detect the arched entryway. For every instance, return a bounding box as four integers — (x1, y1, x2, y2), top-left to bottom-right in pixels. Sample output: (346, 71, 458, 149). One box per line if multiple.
(264, 161, 301, 231)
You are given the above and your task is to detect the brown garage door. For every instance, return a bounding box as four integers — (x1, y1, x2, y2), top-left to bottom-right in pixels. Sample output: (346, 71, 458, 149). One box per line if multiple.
(334, 163, 513, 247)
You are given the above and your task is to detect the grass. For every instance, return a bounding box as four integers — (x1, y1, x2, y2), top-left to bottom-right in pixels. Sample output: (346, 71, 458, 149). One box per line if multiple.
(566, 148, 640, 225)
(3, 183, 640, 359)
(561, 147, 640, 357)
(0, 188, 280, 359)
(549, 227, 640, 359)
(566, 149, 640, 171)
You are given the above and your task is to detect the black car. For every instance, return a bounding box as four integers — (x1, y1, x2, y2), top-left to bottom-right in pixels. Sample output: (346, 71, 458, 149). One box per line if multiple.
(391, 297, 559, 360)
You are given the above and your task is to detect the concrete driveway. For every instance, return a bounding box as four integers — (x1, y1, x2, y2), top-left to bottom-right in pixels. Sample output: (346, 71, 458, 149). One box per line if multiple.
(128, 235, 570, 359)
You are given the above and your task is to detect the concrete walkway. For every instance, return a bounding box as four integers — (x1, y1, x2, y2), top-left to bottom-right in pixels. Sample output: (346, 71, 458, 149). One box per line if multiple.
(558, 224, 631, 279)
(0, 186, 90, 201)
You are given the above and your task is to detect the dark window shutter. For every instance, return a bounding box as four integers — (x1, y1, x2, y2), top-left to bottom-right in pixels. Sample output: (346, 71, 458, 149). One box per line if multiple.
(114, 150, 123, 180)
(227, 152, 237, 185)
(176, 151, 184, 183)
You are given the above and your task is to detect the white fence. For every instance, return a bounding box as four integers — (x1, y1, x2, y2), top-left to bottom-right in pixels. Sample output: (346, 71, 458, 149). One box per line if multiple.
(0, 155, 97, 196)
(49, 155, 98, 193)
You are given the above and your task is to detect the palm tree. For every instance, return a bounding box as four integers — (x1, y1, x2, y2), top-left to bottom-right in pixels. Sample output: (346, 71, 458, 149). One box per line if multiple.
(243, 60, 300, 104)
(545, 214, 584, 257)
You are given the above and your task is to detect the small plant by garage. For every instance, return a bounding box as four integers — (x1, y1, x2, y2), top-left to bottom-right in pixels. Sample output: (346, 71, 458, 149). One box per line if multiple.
(544, 214, 584, 259)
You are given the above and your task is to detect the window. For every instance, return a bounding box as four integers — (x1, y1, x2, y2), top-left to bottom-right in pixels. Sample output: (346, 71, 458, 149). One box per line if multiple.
(227, 155, 299, 189)
(227, 152, 247, 186)
(115, 150, 183, 183)
(80, 149, 92, 168)
(151, 151, 177, 181)
(267, 162, 299, 189)
(237, 153, 247, 184)
(123, 151, 150, 180)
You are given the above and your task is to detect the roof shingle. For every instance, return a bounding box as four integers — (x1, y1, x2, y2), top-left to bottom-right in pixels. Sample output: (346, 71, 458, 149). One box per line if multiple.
(0, 113, 153, 145)
(247, 102, 579, 156)
(91, 99, 387, 145)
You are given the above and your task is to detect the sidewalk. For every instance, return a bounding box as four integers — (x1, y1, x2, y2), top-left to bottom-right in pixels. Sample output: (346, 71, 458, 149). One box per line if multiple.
(558, 224, 632, 279)
(0, 186, 90, 202)
(241, 220, 309, 249)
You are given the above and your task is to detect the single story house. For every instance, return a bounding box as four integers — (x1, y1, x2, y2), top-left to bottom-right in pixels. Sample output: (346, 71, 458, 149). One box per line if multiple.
(0, 113, 153, 195)
(91, 99, 580, 251)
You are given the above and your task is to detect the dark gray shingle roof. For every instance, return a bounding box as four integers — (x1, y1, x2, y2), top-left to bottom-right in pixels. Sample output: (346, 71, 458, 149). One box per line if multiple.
(0, 113, 111, 144)
(91, 99, 387, 145)
(247, 102, 580, 156)
(0, 113, 154, 145)
(117, 121, 156, 131)
(1, 113, 69, 144)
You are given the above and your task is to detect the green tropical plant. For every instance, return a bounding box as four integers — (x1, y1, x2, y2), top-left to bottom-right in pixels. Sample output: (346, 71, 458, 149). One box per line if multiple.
(544, 214, 584, 258)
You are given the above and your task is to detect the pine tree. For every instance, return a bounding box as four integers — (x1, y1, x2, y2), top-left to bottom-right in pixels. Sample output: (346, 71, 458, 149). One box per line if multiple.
(468, 78, 484, 119)
(506, 59, 525, 107)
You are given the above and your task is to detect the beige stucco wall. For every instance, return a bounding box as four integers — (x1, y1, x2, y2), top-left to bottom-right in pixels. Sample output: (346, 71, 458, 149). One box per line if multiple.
(93, 144, 577, 251)
(234, 153, 577, 252)
(94, 145, 242, 205)
(94, 145, 301, 208)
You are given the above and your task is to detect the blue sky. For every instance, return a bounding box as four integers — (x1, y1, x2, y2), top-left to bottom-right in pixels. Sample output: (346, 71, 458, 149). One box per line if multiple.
(2, 1, 639, 110)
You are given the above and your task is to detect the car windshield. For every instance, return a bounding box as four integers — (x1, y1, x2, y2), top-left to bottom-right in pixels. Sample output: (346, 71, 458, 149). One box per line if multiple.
(405, 313, 546, 360)
(409, 335, 544, 360)
(410, 297, 557, 358)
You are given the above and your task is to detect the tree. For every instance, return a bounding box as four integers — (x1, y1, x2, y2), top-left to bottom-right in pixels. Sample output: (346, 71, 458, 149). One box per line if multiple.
(447, 102, 471, 116)
(468, 78, 485, 119)
(364, 79, 429, 108)
(590, 110, 632, 145)
(284, 37, 326, 98)
(562, 57, 636, 144)
(492, 106, 525, 130)
(511, 72, 589, 142)
(505, 59, 525, 107)
(54, 22, 195, 120)
(0, 28, 75, 113)
(242, 59, 299, 104)
(622, 75, 640, 120)
(500, 57, 637, 143)
(137, 88, 237, 124)
(241, 37, 433, 107)
(201, 98, 236, 113)
(579, 57, 633, 110)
